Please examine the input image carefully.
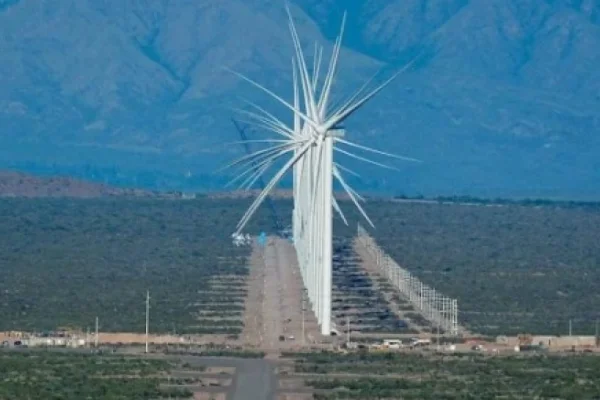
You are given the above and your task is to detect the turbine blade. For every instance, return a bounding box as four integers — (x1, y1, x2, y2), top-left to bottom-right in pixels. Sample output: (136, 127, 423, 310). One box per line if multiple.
(328, 69, 381, 120)
(217, 142, 294, 173)
(318, 11, 347, 118)
(343, 179, 366, 203)
(240, 162, 273, 191)
(226, 160, 264, 188)
(238, 159, 274, 191)
(334, 165, 374, 228)
(225, 67, 320, 133)
(236, 137, 315, 232)
(334, 147, 400, 171)
(313, 45, 323, 92)
(236, 146, 307, 231)
(325, 54, 422, 131)
(228, 161, 268, 190)
(240, 98, 297, 135)
(332, 195, 348, 226)
(235, 115, 296, 141)
(224, 139, 290, 146)
(332, 165, 364, 203)
(312, 42, 319, 88)
(224, 173, 249, 189)
(336, 138, 422, 162)
(235, 142, 299, 173)
(333, 162, 361, 178)
(292, 57, 302, 137)
(286, 5, 319, 119)
(332, 163, 365, 203)
(239, 143, 300, 190)
(293, 56, 313, 127)
(235, 104, 296, 139)
(232, 107, 287, 133)
(307, 139, 323, 239)
(227, 143, 298, 187)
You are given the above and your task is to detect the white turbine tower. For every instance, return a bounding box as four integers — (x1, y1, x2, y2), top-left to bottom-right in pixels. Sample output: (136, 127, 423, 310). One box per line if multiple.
(224, 6, 420, 335)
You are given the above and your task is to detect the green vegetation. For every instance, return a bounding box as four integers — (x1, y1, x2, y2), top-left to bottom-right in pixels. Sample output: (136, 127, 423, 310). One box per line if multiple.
(431, 195, 600, 210)
(284, 351, 600, 399)
(0, 196, 598, 337)
(0, 350, 192, 399)
(162, 345, 266, 359)
(392, 194, 600, 210)
(0, 197, 285, 334)
(357, 200, 600, 335)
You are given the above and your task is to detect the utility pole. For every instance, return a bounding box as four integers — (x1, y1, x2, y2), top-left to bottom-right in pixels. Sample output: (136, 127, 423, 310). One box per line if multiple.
(145, 290, 150, 354)
(94, 317, 99, 348)
(301, 291, 305, 346)
(595, 319, 599, 347)
(569, 319, 572, 337)
(346, 315, 350, 346)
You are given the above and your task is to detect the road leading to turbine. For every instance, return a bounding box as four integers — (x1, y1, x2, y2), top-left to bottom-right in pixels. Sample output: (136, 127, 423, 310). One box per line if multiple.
(242, 237, 322, 351)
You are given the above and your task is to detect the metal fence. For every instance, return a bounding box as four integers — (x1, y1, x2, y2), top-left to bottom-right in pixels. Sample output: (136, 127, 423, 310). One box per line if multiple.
(356, 224, 460, 336)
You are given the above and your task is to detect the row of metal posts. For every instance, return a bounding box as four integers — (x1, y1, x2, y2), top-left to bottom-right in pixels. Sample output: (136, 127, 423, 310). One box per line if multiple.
(357, 224, 459, 336)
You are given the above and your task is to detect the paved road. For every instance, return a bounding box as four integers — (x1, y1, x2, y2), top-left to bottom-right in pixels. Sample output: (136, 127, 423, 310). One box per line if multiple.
(162, 355, 277, 400)
(230, 358, 276, 400)
(3, 349, 279, 399)
(170, 355, 277, 400)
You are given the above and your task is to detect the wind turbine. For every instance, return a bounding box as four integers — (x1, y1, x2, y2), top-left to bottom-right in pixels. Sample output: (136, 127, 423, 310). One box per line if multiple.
(224, 5, 420, 335)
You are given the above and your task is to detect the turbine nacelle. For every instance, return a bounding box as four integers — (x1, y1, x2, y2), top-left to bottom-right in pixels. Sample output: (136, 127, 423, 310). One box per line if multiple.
(327, 128, 345, 139)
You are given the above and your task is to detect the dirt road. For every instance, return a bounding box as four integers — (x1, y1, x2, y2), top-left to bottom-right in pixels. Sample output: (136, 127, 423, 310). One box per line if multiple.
(242, 237, 321, 350)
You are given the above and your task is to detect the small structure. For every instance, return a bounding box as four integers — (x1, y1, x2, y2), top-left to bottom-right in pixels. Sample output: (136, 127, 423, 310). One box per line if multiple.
(382, 339, 403, 349)
(2, 332, 87, 348)
(498, 335, 597, 350)
(410, 338, 432, 348)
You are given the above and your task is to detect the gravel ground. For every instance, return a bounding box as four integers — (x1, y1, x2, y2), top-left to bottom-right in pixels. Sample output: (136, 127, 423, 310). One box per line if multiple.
(242, 237, 322, 351)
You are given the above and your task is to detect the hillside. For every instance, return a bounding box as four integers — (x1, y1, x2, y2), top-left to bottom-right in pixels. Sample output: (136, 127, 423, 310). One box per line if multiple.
(0, 170, 159, 198)
(0, 0, 599, 198)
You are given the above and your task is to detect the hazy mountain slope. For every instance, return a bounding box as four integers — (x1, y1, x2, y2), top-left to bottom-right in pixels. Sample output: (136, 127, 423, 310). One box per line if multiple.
(295, 0, 600, 196)
(0, 0, 377, 152)
(0, 0, 599, 197)
(298, 0, 600, 94)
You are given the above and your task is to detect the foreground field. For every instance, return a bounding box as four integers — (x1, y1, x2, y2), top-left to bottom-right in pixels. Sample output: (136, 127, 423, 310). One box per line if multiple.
(1, 196, 599, 338)
(0, 349, 277, 400)
(280, 351, 600, 399)
(0, 351, 193, 399)
(0, 198, 279, 334)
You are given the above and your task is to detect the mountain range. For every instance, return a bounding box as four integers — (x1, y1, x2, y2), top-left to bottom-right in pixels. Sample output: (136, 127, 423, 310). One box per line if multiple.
(1, 0, 599, 198)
